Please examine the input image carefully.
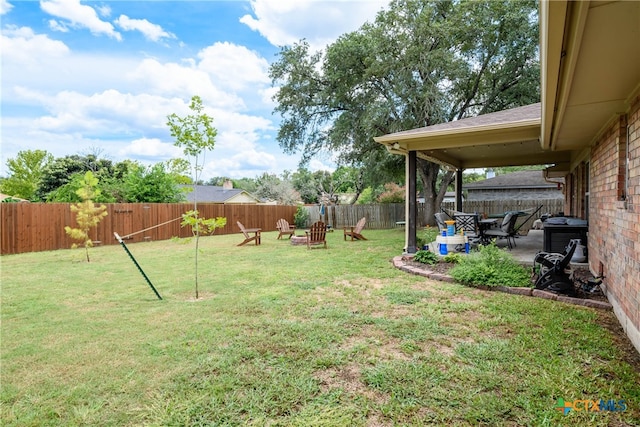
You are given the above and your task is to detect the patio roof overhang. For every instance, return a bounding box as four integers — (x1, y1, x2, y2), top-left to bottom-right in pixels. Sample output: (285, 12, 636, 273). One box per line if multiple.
(374, 0, 640, 174)
(374, 103, 573, 170)
(541, 1, 640, 155)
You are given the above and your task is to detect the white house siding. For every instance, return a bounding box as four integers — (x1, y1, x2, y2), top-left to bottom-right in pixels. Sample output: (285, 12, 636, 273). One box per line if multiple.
(227, 193, 259, 204)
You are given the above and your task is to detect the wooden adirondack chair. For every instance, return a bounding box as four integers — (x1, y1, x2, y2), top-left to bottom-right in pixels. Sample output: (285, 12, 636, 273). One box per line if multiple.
(344, 217, 367, 241)
(305, 221, 327, 249)
(276, 218, 296, 239)
(236, 221, 261, 246)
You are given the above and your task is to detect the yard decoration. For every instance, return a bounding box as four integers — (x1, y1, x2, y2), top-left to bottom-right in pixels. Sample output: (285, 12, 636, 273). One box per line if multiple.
(64, 171, 108, 262)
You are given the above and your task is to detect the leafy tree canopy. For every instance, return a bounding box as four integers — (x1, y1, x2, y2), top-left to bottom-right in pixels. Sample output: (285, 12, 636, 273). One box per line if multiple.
(270, 0, 539, 224)
(0, 149, 53, 201)
(38, 154, 115, 201)
(254, 172, 300, 205)
(124, 163, 185, 203)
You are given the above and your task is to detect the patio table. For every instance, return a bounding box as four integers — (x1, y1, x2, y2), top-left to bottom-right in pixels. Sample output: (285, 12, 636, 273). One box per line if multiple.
(478, 218, 498, 244)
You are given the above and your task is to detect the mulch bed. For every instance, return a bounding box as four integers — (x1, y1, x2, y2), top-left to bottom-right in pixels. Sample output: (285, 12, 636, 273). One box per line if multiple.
(404, 260, 608, 302)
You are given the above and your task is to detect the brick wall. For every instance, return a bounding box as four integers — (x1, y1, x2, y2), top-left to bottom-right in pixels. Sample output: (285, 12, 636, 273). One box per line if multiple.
(587, 93, 640, 353)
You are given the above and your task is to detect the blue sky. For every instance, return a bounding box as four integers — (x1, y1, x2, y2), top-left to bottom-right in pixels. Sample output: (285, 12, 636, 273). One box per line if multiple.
(1, 0, 389, 180)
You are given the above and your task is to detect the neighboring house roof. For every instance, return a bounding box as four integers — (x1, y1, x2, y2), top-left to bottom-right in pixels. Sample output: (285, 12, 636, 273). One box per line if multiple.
(463, 170, 560, 190)
(179, 185, 262, 204)
(0, 193, 29, 203)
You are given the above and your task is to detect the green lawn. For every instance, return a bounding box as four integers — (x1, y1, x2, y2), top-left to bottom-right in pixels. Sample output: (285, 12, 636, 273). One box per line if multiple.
(1, 229, 638, 426)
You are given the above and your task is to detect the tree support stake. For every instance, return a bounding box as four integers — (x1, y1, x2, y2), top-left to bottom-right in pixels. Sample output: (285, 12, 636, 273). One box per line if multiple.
(114, 232, 162, 300)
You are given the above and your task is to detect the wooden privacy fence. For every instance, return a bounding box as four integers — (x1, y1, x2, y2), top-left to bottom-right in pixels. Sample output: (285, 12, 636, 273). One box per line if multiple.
(303, 198, 564, 232)
(442, 199, 565, 235)
(1, 199, 564, 255)
(305, 204, 406, 230)
(1, 203, 297, 255)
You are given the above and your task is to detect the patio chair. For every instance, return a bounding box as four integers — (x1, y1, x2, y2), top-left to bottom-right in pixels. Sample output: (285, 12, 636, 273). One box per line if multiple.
(453, 213, 479, 237)
(483, 212, 519, 249)
(512, 205, 544, 235)
(344, 217, 367, 241)
(236, 221, 261, 246)
(306, 221, 327, 249)
(434, 212, 447, 232)
(533, 239, 578, 294)
(276, 218, 296, 239)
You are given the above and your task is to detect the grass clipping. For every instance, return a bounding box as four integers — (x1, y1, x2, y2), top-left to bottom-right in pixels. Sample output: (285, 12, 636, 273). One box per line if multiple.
(449, 242, 531, 287)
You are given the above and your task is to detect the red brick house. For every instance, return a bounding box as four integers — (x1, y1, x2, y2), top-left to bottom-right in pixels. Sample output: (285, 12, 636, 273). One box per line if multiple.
(375, 1, 640, 353)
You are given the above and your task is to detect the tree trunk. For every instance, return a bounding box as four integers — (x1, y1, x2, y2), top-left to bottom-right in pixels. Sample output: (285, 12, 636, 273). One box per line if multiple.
(418, 159, 455, 227)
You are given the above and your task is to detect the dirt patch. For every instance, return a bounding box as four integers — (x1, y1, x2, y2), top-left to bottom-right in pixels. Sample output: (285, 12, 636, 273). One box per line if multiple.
(182, 292, 216, 302)
(339, 325, 410, 361)
(315, 363, 389, 405)
(596, 311, 640, 370)
(403, 260, 457, 276)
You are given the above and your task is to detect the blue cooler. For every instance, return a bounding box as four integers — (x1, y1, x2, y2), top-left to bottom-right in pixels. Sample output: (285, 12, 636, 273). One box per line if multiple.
(446, 224, 455, 236)
(439, 242, 448, 255)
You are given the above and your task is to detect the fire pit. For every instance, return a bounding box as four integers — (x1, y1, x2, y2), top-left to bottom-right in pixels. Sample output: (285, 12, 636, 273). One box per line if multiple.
(290, 235, 307, 246)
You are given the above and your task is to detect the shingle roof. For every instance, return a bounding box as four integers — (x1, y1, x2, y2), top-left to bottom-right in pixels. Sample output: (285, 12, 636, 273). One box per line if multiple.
(387, 103, 541, 137)
(0, 193, 29, 202)
(463, 170, 558, 190)
(179, 185, 261, 203)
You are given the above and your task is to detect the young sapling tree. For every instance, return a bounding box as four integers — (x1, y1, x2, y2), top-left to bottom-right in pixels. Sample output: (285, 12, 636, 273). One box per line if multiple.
(64, 171, 108, 262)
(167, 95, 225, 299)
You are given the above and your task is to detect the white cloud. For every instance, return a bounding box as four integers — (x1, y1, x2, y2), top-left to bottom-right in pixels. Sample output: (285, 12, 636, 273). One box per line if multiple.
(96, 5, 111, 18)
(197, 42, 270, 92)
(309, 158, 335, 173)
(204, 150, 278, 179)
(114, 14, 175, 42)
(119, 138, 182, 160)
(1, 0, 13, 15)
(4, 2, 384, 179)
(127, 58, 246, 109)
(259, 86, 279, 108)
(48, 19, 69, 32)
(0, 118, 131, 174)
(13, 88, 183, 134)
(2, 29, 142, 101)
(40, 0, 122, 40)
(0, 26, 70, 66)
(240, 0, 388, 51)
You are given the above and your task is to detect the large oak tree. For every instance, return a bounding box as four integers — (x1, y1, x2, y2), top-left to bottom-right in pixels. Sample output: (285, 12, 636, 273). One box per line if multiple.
(270, 0, 539, 224)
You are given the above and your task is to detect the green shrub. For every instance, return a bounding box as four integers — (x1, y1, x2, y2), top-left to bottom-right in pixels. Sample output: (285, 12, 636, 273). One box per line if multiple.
(422, 227, 440, 244)
(294, 205, 309, 228)
(413, 249, 439, 265)
(442, 252, 462, 264)
(449, 243, 531, 287)
(416, 226, 440, 250)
